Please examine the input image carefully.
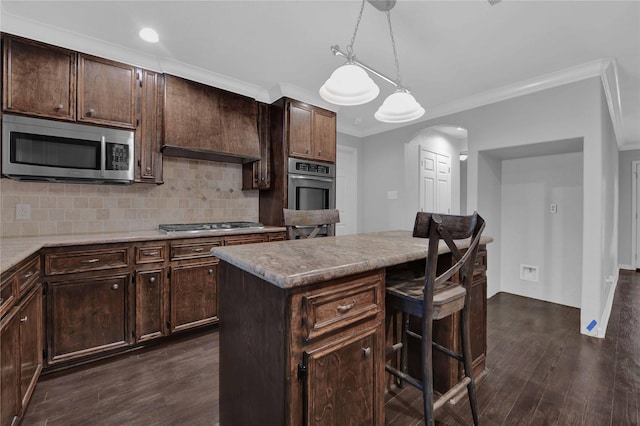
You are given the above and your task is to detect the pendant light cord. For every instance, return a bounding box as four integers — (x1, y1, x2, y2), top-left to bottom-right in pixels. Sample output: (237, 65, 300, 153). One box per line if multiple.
(386, 9, 401, 86)
(347, 0, 367, 59)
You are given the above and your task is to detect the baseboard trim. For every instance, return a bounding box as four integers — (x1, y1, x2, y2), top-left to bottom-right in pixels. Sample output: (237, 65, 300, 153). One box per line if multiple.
(597, 270, 620, 338)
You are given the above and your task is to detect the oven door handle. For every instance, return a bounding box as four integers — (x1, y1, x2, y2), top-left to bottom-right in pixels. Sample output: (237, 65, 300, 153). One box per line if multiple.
(289, 175, 335, 183)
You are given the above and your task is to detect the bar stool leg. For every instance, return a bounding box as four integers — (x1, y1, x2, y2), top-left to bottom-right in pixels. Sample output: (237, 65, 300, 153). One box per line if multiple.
(461, 304, 480, 425)
(422, 317, 435, 426)
(400, 312, 409, 385)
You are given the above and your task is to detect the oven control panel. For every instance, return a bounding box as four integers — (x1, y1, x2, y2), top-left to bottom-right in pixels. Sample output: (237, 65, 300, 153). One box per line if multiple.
(288, 158, 335, 178)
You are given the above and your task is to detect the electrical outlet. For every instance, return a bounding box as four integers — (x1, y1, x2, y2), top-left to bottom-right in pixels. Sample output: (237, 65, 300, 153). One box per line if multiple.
(16, 204, 31, 220)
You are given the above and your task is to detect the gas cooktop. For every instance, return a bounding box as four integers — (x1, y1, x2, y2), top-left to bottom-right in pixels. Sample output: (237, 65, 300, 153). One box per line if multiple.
(158, 222, 264, 233)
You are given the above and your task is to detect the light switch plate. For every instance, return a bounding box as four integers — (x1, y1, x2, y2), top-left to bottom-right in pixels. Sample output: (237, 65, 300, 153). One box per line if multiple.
(550, 203, 557, 213)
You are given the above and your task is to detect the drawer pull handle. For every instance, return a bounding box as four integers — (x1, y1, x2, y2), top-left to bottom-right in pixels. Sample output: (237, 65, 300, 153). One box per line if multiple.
(20, 316, 28, 323)
(144, 251, 159, 256)
(149, 277, 156, 283)
(191, 248, 204, 253)
(82, 258, 100, 264)
(23, 271, 35, 279)
(112, 284, 119, 290)
(337, 300, 357, 313)
(362, 347, 371, 358)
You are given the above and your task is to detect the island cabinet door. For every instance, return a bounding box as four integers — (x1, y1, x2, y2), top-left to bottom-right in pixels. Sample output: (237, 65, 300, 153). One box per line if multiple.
(300, 326, 382, 426)
(46, 273, 130, 365)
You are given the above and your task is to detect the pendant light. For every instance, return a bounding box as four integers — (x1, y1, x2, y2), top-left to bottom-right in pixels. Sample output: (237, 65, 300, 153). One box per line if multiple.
(320, 0, 425, 123)
(319, 0, 379, 106)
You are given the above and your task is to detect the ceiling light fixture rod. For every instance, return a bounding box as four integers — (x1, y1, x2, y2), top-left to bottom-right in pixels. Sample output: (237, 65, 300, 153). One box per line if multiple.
(330, 45, 399, 88)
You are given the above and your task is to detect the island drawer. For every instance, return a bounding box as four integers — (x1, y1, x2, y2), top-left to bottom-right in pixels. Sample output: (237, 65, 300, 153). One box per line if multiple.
(135, 242, 167, 264)
(301, 271, 383, 342)
(44, 245, 130, 275)
(170, 238, 223, 261)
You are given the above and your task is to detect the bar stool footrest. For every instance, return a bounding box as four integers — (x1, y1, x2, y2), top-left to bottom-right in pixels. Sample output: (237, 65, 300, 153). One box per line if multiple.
(433, 377, 472, 411)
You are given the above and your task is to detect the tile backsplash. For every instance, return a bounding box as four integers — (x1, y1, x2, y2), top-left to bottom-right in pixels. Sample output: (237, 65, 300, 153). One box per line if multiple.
(0, 157, 258, 238)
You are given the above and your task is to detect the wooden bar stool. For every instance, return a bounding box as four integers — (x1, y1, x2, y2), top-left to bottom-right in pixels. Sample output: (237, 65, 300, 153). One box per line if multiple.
(282, 208, 340, 239)
(385, 212, 485, 425)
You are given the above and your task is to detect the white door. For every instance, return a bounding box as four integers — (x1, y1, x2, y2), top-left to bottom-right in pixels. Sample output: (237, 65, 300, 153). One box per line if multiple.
(336, 146, 358, 235)
(419, 146, 451, 214)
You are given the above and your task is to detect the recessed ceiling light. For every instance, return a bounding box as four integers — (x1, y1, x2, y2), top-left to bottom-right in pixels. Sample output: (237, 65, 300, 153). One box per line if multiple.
(139, 28, 159, 43)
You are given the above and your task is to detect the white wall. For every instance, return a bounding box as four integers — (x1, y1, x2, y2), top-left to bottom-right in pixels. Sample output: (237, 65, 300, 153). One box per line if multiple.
(501, 152, 583, 308)
(337, 132, 364, 234)
(356, 77, 619, 336)
(618, 149, 640, 268)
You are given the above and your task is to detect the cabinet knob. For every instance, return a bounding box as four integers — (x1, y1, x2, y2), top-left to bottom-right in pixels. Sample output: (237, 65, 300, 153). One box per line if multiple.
(23, 271, 35, 279)
(305, 149, 309, 154)
(318, 151, 322, 155)
(146, 166, 152, 173)
(362, 347, 371, 358)
(208, 269, 214, 275)
(111, 284, 119, 290)
(54, 103, 64, 110)
(87, 108, 95, 115)
(20, 316, 28, 323)
(149, 277, 156, 283)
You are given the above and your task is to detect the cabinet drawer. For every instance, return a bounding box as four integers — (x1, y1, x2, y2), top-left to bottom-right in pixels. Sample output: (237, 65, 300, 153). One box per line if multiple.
(268, 232, 287, 242)
(16, 256, 41, 296)
(224, 234, 269, 246)
(0, 275, 16, 318)
(301, 273, 382, 341)
(135, 244, 167, 264)
(44, 247, 129, 275)
(171, 238, 222, 261)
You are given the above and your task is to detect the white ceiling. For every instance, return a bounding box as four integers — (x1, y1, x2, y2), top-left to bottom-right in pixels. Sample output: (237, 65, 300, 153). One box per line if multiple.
(2, 1, 639, 149)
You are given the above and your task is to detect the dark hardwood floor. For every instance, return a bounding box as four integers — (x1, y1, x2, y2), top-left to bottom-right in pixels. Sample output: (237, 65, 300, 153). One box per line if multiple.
(22, 270, 638, 425)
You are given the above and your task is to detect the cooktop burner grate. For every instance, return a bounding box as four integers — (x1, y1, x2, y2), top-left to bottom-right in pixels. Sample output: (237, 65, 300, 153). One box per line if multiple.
(158, 222, 264, 233)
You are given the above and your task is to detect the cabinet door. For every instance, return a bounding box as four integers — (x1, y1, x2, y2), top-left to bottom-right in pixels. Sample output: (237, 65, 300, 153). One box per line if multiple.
(163, 75, 222, 152)
(47, 274, 129, 365)
(312, 109, 336, 163)
(135, 70, 163, 183)
(302, 327, 380, 425)
(288, 101, 313, 159)
(1, 309, 19, 426)
(219, 91, 260, 159)
(242, 102, 271, 189)
(77, 54, 137, 128)
(170, 261, 218, 333)
(135, 269, 165, 342)
(2, 35, 76, 120)
(18, 284, 42, 414)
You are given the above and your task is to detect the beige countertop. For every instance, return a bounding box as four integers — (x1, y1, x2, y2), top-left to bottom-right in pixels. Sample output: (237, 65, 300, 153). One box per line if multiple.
(0, 227, 285, 274)
(212, 231, 493, 289)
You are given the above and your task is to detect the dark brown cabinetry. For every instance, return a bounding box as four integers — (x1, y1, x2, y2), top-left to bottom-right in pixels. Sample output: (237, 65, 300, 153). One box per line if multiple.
(219, 267, 385, 426)
(134, 242, 168, 342)
(46, 273, 130, 365)
(77, 54, 137, 129)
(242, 102, 271, 189)
(168, 237, 222, 333)
(0, 254, 43, 426)
(162, 74, 260, 163)
(286, 99, 336, 163)
(2, 35, 76, 121)
(135, 70, 164, 184)
(2, 35, 137, 130)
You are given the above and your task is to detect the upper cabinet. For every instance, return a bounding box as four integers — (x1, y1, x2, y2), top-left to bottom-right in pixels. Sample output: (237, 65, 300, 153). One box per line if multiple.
(242, 102, 271, 190)
(77, 54, 137, 129)
(287, 99, 336, 163)
(135, 70, 164, 184)
(2, 35, 137, 130)
(2, 36, 76, 121)
(161, 74, 260, 163)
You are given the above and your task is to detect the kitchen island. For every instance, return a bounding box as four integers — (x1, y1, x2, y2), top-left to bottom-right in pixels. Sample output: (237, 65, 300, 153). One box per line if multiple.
(212, 230, 491, 425)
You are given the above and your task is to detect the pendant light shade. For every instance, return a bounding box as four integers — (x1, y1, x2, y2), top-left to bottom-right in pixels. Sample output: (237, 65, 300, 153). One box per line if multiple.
(374, 90, 425, 123)
(319, 63, 380, 106)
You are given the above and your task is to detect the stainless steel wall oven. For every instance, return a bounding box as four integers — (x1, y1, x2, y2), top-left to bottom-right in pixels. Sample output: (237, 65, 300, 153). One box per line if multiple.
(287, 157, 335, 211)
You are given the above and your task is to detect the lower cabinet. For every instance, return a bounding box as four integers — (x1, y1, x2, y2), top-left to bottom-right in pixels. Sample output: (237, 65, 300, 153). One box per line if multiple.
(134, 268, 166, 342)
(46, 273, 130, 365)
(169, 261, 218, 332)
(219, 266, 385, 426)
(0, 283, 42, 426)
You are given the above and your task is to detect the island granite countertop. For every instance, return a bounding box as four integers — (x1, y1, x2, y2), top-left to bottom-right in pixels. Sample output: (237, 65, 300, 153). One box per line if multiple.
(212, 230, 493, 289)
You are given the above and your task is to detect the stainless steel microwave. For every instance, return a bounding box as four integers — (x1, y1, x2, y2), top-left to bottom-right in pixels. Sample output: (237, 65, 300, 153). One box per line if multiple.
(2, 114, 134, 184)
